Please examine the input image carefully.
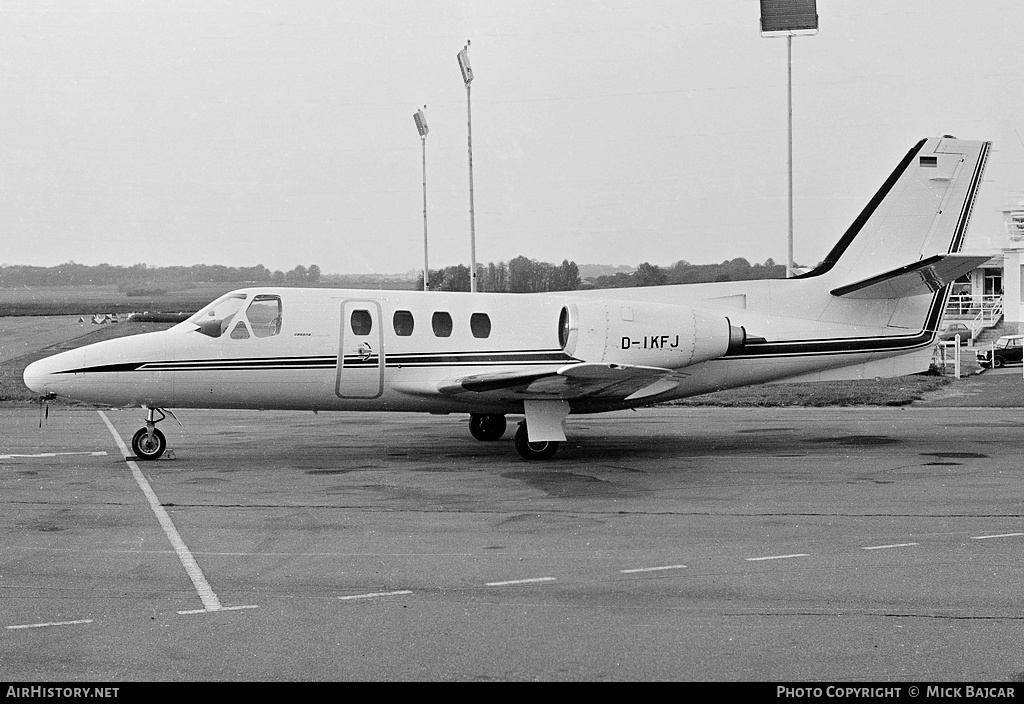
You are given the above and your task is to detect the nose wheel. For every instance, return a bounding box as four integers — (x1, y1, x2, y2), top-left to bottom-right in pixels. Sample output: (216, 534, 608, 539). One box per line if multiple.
(131, 427, 166, 460)
(131, 407, 168, 461)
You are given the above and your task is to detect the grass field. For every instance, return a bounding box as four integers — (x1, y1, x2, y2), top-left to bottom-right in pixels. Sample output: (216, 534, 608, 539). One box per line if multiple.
(0, 319, 176, 404)
(0, 284, 236, 316)
(0, 314, 953, 407)
(669, 375, 950, 407)
(0, 315, 96, 363)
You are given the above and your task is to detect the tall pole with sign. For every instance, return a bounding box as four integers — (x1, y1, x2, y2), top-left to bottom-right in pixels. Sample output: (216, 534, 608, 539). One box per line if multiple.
(458, 41, 478, 293)
(760, 0, 818, 277)
(414, 108, 430, 291)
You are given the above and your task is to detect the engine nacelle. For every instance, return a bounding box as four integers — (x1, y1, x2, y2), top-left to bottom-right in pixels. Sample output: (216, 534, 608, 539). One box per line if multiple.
(559, 300, 740, 368)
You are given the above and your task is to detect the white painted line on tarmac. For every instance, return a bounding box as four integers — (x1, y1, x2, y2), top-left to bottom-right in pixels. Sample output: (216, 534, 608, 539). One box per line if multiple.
(98, 411, 223, 613)
(0, 452, 107, 459)
(337, 590, 413, 601)
(745, 554, 809, 562)
(6, 619, 94, 630)
(971, 533, 1024, 540)
(486, 577, 557, 587)
(178, 605, 260, 615)
(861, 543, 919, 550)
(621, 564, 687, 574)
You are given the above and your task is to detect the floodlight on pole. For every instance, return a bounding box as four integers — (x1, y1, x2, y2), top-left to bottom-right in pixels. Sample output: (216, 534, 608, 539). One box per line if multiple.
(458, 41, 478, 293)
(414, 107, 429, 291)
(760, 0, 818, 278)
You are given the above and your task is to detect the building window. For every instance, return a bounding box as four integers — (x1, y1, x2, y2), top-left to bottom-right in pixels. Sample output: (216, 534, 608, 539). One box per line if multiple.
(351, 309, 373, 335)
(985, 273, 1003, 296)
(431, 311, 453, 337)
(470, 313, 491, 338)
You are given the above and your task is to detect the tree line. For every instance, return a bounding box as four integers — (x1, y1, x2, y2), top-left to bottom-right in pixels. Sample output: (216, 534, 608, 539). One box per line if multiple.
(418, 257, 582, 293)
(1, 255, 792, 292)
(0, 262, 322, 289)
(588, 257, 791, 288)
(418, 255, 791, 291)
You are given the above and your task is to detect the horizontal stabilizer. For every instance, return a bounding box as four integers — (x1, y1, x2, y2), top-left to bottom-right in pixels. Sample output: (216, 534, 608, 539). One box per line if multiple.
(829, 254, 990, 299)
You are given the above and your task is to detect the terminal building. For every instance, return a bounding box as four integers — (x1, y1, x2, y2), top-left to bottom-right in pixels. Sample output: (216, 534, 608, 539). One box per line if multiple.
(947, 193, 1024, 339)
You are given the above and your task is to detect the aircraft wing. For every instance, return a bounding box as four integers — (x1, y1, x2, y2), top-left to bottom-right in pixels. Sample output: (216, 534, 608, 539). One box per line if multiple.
(437, 362, 685, 402)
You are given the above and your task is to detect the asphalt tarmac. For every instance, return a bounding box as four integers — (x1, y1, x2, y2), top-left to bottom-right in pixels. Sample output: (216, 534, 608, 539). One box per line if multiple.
(1, 395, 1023, 682)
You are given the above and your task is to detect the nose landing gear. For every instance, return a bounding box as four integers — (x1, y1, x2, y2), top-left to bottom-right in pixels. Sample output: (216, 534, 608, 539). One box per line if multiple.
(131, 407, 167, 460)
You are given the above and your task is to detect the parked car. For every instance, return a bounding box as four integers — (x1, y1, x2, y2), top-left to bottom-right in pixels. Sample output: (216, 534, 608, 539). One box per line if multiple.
(976, 335, 1024, 368)
(938, 322, 972, 342)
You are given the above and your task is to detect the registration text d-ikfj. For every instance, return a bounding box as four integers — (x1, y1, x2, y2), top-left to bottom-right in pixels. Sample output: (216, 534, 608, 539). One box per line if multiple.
(621, 335, 680, 350)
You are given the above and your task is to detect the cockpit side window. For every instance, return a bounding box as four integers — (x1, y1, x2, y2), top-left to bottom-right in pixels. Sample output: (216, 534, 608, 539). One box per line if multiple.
(246, 295, 282, 338)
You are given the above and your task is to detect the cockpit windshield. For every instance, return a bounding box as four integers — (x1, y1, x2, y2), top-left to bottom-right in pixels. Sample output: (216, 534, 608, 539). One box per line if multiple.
(175, 292, 284, 339)
(180, 293, 248, 338)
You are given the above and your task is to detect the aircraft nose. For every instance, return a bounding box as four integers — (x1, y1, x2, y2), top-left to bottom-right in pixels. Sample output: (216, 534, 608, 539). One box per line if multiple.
(23, 358, 53, 394)
(22, 348, 85, 396)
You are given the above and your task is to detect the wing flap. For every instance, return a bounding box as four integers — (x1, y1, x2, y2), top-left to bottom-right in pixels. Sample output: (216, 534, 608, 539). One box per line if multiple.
(437, 362, 682, 402)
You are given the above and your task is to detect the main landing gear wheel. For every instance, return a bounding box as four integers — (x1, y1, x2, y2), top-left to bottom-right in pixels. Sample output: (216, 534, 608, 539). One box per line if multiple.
(469, 413, 507, 441)
(514, 422, 559, 461)
(131, 427, 166, 460)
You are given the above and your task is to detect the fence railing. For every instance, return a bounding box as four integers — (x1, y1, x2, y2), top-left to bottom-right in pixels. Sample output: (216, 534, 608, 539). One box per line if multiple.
(945, 294, 1003, 323)
(971, 296, 1003, 334)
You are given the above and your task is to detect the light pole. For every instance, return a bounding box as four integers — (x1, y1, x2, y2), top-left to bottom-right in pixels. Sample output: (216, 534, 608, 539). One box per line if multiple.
(414, 107, 429, 291)
(458, 41, 477, 293)
(759, 0, 818, 277)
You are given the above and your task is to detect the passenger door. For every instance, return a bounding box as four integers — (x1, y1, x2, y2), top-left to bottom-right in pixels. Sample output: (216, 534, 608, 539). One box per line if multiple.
(336, 300, 383, 399)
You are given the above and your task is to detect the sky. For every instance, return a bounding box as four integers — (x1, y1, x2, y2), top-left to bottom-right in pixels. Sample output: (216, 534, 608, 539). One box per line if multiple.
(1, 0, 1022, 276)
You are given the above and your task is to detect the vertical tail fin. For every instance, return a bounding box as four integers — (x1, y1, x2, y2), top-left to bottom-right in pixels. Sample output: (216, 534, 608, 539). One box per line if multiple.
(798, 136, 991, 287)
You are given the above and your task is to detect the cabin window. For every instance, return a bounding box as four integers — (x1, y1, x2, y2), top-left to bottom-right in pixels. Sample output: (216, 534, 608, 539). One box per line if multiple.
(229, 321, 251, 340)
(431, 311, 453, 337)
(470, 313, 491, 338)
(246, 295, 282, 338)
(393, 310, 414, 336)
(350, 309, 373, 336)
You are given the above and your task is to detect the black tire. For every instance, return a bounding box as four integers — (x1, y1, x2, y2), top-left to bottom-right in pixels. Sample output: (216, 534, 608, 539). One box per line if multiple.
(514, 423, 558, 461)
(469, 413, 506, 441)
(993, 356, 1004, 368)
(131, 427, 166, 460)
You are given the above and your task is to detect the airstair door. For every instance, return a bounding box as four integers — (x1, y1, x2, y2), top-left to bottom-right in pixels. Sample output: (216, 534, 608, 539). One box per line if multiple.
(336, 300, 383, 399)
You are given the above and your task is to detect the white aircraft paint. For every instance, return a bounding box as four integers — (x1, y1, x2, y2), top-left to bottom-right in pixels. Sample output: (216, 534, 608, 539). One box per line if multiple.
(24, 137, 992, 461)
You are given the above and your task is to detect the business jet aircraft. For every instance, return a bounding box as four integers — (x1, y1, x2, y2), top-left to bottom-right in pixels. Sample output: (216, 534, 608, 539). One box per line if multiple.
(24, 136, 990, 461)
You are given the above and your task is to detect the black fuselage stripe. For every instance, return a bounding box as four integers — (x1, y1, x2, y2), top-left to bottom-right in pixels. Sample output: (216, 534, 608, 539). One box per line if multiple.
(57, 332, 939, 374)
